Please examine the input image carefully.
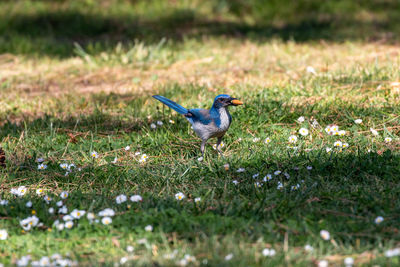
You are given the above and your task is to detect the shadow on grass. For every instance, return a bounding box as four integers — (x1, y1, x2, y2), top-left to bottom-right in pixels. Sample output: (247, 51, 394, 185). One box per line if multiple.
(1, 0, 400, 57)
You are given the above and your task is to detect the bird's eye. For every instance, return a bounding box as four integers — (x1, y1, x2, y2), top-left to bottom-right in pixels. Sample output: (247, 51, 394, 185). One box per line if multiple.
(218, 98, 223, 102)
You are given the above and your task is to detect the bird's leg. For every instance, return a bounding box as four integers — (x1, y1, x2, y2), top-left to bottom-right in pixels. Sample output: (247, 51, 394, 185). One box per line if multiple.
(216, 137, 224, 156)
(200, 139, 207, 157)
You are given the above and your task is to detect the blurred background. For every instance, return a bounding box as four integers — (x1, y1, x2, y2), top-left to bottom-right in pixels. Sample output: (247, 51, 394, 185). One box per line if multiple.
(1, 0, 399, 58)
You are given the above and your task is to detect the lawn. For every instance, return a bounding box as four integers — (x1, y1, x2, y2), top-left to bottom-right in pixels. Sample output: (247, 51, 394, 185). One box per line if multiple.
(1, 0, 400, 266)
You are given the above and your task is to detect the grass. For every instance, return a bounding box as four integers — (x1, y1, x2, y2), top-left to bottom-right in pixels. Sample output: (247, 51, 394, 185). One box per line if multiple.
(1, 0, 400, 266)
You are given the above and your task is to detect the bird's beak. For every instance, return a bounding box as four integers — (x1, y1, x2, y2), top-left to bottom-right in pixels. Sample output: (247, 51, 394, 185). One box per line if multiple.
(230, 98, 243, 106)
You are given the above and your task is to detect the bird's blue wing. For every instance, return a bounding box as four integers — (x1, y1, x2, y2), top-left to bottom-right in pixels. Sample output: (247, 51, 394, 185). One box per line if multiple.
(152, 95, 189, 115)
(187, 109, 212, 125)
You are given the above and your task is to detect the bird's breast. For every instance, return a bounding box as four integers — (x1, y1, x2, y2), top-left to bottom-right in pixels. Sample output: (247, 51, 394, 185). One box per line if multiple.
(217, 108, 231, 131)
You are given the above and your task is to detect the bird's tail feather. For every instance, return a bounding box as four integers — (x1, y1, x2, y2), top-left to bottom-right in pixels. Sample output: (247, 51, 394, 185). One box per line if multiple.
(152, 95, 188, 115)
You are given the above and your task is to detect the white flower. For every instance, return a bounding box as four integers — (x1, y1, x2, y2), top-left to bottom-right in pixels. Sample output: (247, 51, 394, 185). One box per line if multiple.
(375, 216, 384, 224)
(120, 257, 128, 265)
(125, 145, 131, 151)
(253, 137, 260, 142)
(56, 201, 63, 207)
(58, 205, 68, 214)
(20, 215, 39, 231)
(43, 195, 52, 204)
(252, 173, 259, 179)
(284, 172, 290, 179)
(262, 248, 276, 257)
(71, 209, 86, 219)
(48, 207, 54, 214)
(306, 66, 316, 75)
(63, 215, 73, 221)
(212, 142, 225, 150)
(194, 197, 201, 203)
(98, 208, 115, 217)
(135, 152, 141, 156)
(223, 163, 230, 170)
(87, 212, 95, 220)
(60, 191, 68, 199)
(139, 154, 148, 163)
(38, 163, 47, 170)
(157, 121, 163, 126)
(326, 147, 332, 153)
(325, 126, 332, 134)
(385, 137, 392, 143)
(333, 141, 343, 148)
(338, 130, 346, 136)
(91, 151, 98, 158)
(274, 170, 281, 175)
(145, 225, 153, 232)
(16, 256, 31, 267)
(126, 246, 134, 253)
(11, 186, 27, 197)
(0, 229, 8, 240)
(111, 157, 118, 164)
(318, 260, 329, 267)
(370, 128, 379, 136)
(26, 201, 32, 208)
(60, 163, 68, 170)
(304, 244, 313, 252)
(150, 123, 157, 129)
(236, 168, 245, 173)
(35, 188, 44, 195)
(277, 182, 283, 190)
(385, 248, 400, 257)
(306, 166, 312, 170)
(344, 257, 354, 266)
(288, 135, 298, 143)
(36, 158, 45, 163)
(299, 128, 309, 136)
(354, 119, 362, 124)
(225, 254, 233, 261)
(169, 120, 175, 124)
(101, 217, 112, 225)
(65, 221, 74, 229)
(116, 194, 127, 204)
(0, 199, 8, 206)
(297, 116, 305, 123)
(130, 195, 143, 202)
(320, 230, 330, 240)
(264, 137, 271, 144)
(263, 174, 272, 182)
(232, 180, 239, 185)
(197, 157, 203, 162)
(175, 192, 185, 201)
(39, 257, 50, 266)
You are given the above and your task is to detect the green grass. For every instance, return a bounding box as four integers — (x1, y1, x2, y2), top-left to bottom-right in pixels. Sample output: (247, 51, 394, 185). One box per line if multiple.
(2, 1, 400, 266)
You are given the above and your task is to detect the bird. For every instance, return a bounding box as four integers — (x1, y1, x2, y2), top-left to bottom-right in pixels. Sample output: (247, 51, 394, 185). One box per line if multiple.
(152, 94, 243, 156)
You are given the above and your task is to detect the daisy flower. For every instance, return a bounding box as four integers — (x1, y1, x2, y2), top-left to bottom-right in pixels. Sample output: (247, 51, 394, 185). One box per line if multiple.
(139, 154, 148, 163)
(307, 166, 312, 170)
(342, 143, 349, 148)
(264, 137, 271, 144)
(375, 216, 384, 224)
(111, 157, 118, 164)
(262, 248, 276, 257)
(60, 191, 68, 199)
(253, 137, 260, 142)
(318, 260, 329, 267)
(48, 207, 55, 214)
(354, 119, 362, 124)
(145, 225, 153, 232)
(126, 246, 134, 253)
(87, 212, 95, 220)
(274, 170, 281, 175)
(43, 195, 52, 203)
(125, 146, 131, 151)
(212, 142, 225, 150)
(333, 141, 342, 148)
(232, 180, 239, 185)
(0, 229, 8, 240)
(130, 195, 142, 202)
(326, 147, 332, 153)
(101, 217, 112, 225)
(338, 130, 346, 136)
(26, 201, 32, 208)
(263, 174, 272, 182)
(58, 206, 68, 214)
(157, 121, 163, 126)
(197, 157, 203, 162)
(306, 66, 316, 74)
(288, 135, 298, 143)
(116, 194, 127, 204)
(0, 200, 8, 206)
(36, 188, 44, 195)
(175, 192, 185, 201)
(36, 158, 45, 163)
(38, 163, 47, 170)
(56, 201, 63, 207)
(252, 173, 259, 179)
(91, 151, 99, 158)
(236, 168, 245, 173)
(225, 254, 233, 261)
(98, 208, 115, 217)
(299, 128, 309, 136)
(150, 123, 156, 129)
(370, 128, 379, 136)
(65, 221, 74, 229)
(60, 163, 69, 170)
(297, 116, 305, 123)
(320, 230, 330, 240)
(344, 257, 354, 266)
(385, 137, 392, 143)
(304, 244, 313, 252)
(71, 209, 86, 219)
(194, 197, 201, 203)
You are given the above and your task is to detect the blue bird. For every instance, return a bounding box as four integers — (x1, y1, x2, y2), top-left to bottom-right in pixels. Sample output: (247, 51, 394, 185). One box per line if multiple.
(152, 94, 243, 156)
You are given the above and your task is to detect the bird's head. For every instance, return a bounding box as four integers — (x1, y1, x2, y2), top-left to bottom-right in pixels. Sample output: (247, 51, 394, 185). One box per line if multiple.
(213, 94, 243, 108)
